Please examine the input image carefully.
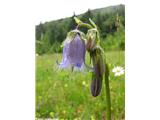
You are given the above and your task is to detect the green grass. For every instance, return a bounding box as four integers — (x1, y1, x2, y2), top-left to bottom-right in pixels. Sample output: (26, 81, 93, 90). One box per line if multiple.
(36, 51, 125, 120)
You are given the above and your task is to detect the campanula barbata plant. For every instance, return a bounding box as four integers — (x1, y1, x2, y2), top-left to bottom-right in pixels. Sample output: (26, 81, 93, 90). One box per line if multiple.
(57, 29, 86, 71)
(57, 17, 111, 120)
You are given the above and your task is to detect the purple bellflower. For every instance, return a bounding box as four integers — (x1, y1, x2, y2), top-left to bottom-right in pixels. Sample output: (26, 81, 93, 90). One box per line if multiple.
(57, 30, 86, 71)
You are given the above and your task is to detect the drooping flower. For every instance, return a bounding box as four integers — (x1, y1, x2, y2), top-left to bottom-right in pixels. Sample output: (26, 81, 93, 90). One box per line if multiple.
(57, 30, 86, 71)
(86, 28, 106, 97)
(112, 66, 125, 76)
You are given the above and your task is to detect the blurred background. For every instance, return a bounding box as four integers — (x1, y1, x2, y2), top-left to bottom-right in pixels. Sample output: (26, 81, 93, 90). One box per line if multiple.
(35, 4, 125, 54)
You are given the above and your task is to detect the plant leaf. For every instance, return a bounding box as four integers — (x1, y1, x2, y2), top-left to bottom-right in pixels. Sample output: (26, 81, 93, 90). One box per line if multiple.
(74, 17, 82, 24)
(89, 18, 97, 28)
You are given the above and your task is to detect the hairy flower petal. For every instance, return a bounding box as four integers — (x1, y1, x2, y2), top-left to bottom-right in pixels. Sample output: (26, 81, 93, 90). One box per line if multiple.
(58, 32, 86, 71)
(68, 34, 85, 67)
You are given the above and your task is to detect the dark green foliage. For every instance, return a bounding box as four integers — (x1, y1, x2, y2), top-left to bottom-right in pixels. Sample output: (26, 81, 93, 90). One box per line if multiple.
(35, 4, 125, 54)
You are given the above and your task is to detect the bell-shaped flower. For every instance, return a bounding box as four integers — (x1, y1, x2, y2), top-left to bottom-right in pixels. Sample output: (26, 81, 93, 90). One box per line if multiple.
(57, 30, 86, 71)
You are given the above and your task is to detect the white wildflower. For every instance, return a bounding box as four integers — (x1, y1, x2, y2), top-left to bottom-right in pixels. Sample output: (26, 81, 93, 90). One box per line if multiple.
(112, 66, 125, 76)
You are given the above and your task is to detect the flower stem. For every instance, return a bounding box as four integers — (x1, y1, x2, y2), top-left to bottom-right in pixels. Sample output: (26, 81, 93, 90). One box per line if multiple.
(76, 23, 93, 29)
(105, 63, 111, 120)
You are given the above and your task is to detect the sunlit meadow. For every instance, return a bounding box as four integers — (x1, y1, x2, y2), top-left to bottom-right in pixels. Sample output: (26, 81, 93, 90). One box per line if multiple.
(36, 51, 125, 120)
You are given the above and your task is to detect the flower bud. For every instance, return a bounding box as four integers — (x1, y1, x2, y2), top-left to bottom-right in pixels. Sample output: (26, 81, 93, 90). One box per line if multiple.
(90, 47, 105, 97)
(86, 28, 97, 51)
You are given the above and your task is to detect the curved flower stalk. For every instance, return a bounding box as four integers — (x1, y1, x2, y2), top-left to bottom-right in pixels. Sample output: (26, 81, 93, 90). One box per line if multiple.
(57, 30, 86, 71)
(76, 17, 111, 119)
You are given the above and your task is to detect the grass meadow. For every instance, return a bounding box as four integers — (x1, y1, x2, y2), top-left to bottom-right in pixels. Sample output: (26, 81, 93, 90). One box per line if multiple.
(36, 51, 125, 120)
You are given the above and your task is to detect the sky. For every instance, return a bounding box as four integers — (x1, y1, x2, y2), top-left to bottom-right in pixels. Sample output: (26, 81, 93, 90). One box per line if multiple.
(35, 0, 125, 25)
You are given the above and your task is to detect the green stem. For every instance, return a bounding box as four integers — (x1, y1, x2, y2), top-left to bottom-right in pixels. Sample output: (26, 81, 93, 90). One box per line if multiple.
(105, 63, 111, 120)
(76, 23, 93, 29)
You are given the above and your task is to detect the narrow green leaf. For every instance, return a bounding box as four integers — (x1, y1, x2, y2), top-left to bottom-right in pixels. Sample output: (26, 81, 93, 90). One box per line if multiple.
(89, 18, 97, 28)
(74, 17, 82, 24)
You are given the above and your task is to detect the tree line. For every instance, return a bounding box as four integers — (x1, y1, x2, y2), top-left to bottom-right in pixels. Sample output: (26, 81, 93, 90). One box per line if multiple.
(36, 4, 125, 54)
